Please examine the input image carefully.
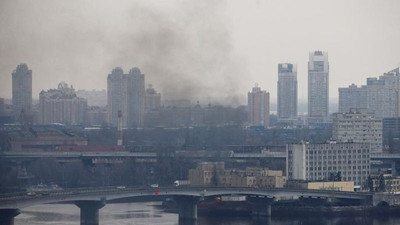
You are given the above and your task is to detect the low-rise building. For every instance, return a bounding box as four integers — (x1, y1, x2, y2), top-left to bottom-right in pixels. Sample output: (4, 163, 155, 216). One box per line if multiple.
(371, 174, 400, 193)
(189, 162, 286, 188)
(287, 142, 370, 187)
(8, 126, 87, 151)
(287, 180, 354, 192)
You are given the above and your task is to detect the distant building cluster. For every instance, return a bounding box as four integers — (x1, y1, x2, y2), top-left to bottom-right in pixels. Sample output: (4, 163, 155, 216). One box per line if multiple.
(339, 68, 400, 118)
(189, 162, 286, 188)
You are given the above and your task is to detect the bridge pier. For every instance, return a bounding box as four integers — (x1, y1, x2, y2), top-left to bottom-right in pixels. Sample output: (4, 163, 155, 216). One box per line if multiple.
(174, 196, 200, 221)
(75, 200, 105, 225)
(248, 196, 274, 217)
(0, 209, 20, 225)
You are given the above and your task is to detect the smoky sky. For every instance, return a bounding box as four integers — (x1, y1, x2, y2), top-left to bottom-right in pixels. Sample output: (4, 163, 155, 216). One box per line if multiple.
(0, 0, 246, 105)
(1, 0, 400, 106)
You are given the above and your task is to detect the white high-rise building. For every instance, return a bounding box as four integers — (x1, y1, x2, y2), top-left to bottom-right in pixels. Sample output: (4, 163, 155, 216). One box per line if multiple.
(338, 68, 400, 119)
(308, 51, 329, 122)
(107, 67, 145, 128)
(332, 108, 383, 153)
(278, 63, 297, 121)
(287, 142, 370, 186)
(39, 82, 87, 125)
(12, 64, 32, 117)
(248, 85, 270, 127)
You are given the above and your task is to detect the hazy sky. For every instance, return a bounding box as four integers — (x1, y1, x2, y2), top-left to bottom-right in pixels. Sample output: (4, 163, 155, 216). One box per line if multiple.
(0, 0, 399, 105)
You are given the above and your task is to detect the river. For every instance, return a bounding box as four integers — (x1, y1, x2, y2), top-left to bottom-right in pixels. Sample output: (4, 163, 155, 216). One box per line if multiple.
(14, 202, 400, 225)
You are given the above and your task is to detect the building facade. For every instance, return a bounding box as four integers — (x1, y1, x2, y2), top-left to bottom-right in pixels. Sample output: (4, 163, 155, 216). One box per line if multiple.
(287, 142, 370, 187)
(278, 63, 297, 121)
(338, 68, 400, 119)
(12, 64, 32, 117)
(248, 85, 270, 127)
(39, 82, 88, 125)
(145, 84, 161, 111)
(188, 162, 286, 188)
(107, 67, 145, 128)
(308, 51, 329, 122)
(332, 108, 383, 153)
(338, 84, 367, 113)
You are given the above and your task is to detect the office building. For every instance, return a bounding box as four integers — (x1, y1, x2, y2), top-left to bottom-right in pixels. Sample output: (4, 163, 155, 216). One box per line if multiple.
(12, 64, 32, 117)
(338, 67, 400, 119)
(39, 82, 88, 125)
(248, 85, 270, 127)
(277, 63, 297, 121)
(332, 109, 382, 153)
(145, 84, 161, 111)
(308, 51, 329, 122)
(107, 67, 145, 128)
(287, 142, 370, 187)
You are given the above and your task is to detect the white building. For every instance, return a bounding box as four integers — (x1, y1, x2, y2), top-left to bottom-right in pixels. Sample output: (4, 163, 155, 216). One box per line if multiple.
(332, 109, 383, 153)
(278, 63, 297, 122)
(308, 51, 329, 122)
(39, 82, 87, 125)
(338, 67, 400, 119)
(287, 142, 370, 187)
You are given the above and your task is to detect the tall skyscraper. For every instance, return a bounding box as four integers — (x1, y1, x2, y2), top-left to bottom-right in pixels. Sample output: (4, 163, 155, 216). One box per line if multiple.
(107, 67, 145, 128)
(39, 82, 88, 125)
(277, 63, 297, 121)
(308, 51, 329, 122)
(248, 85, 270, 127)
(12, 64, 32, 117)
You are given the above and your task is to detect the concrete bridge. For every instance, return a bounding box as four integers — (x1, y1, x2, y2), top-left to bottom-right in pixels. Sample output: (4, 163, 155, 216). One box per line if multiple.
(0, 186, 373, 225)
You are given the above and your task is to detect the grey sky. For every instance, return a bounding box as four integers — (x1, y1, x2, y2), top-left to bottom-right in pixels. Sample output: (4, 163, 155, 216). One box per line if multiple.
(0, 0, 399, 105)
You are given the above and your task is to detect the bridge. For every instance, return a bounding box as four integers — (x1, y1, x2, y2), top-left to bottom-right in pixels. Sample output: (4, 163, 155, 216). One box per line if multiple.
(0, 186, 373, 225)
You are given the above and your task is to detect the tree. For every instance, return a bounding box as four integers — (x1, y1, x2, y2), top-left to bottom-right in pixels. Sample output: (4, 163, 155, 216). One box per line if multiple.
(378, 174, 386, 192)
(367, 175, 374, 192)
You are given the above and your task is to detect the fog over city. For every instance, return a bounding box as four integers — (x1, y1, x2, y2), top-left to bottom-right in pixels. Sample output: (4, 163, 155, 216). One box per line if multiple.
(0, 0, 399, 105)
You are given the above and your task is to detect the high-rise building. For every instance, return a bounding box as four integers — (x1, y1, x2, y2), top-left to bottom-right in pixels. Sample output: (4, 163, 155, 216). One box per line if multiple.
(338, 67, 400, 119)
(287, 142, 370, 187)
(338, 84, 367, 113)
(278, 63, 297, 121)
(308, 51, 329, 122)
(332, 109, 382, 153)
(107, 67, 145, 128)
(248, 85, 270, 127)
(39, 82, 88, 125)
(145, 84, 161, 111)
(12, 64, 32, 117)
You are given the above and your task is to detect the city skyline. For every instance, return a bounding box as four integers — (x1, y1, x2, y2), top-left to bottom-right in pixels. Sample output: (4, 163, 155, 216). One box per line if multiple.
(0, 0, 399, 105)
